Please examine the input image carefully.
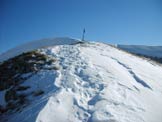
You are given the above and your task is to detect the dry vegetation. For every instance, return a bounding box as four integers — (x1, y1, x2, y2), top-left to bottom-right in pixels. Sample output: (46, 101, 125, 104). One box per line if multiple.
(0, 50, 58, 114)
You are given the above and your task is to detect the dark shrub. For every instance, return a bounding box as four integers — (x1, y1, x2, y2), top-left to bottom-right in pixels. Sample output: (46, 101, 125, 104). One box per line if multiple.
(5, 90, 18, 102)
(16, 86, 30, 91)
(6, 102, 16, 110)
(0, 105, 7, 114)
(33, 90, 44, 96)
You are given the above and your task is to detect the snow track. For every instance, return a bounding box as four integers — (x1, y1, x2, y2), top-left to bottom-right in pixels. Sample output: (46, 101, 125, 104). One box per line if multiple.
(36, 44, 107, 122)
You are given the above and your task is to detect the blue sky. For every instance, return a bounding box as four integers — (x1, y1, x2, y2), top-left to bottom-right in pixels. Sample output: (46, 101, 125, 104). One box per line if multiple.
(0, 0, 162, 53)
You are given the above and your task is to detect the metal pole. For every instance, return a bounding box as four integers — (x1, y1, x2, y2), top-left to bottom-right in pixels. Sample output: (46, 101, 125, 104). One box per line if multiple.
(82, 28, 85, 41)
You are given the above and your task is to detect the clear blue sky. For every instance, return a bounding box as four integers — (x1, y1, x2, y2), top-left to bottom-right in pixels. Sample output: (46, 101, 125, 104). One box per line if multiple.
(0, 0, 162, 53)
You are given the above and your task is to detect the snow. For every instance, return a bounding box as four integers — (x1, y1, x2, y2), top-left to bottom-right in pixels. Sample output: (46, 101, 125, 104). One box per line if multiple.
(1, 40, 162, 122)
(36, 42, 162, 122)
(117, 44, 162, 57)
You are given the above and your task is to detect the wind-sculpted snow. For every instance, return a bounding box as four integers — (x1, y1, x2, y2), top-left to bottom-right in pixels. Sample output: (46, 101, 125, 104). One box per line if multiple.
(1, 41, 162, 122)
(36, 42, 162, 122)
(111, 58, 152, 90)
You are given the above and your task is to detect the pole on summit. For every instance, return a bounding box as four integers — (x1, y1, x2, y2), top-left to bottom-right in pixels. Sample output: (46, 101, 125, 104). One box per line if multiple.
(82, 28, 85, 41)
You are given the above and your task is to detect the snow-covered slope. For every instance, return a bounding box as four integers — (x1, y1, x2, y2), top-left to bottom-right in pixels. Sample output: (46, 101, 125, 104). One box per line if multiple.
(0, 37, 79, 62)
(1, 39, 162, 122)
(117, 45, 162, 57)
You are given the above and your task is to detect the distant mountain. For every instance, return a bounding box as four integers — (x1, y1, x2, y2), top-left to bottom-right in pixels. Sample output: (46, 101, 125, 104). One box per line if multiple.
(117, 45, 162, 57)
(117, 45, 162, 64)
(0, 37, 79, 62)
(1, 38, 162, 122)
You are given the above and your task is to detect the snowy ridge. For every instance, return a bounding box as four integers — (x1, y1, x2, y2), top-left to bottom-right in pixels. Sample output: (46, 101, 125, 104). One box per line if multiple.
(37, 43, 162, 122)
(1, 40, 162, 122)
(36, 42, 162, 122)
(37, 44, 162, 122)
(0, 37, 79, 62)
